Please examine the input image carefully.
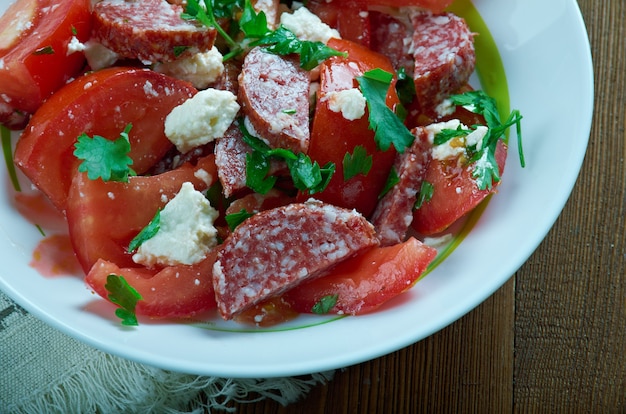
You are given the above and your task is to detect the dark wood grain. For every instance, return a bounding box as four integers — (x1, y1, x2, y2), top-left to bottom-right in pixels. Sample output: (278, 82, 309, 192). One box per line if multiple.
(231, 1, 625, 412)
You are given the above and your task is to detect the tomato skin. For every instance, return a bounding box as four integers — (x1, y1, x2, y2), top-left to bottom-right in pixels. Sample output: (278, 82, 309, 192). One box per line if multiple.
(283, 237, 437, 315)
(365, 0, 454, 13)
(412, 140, 508, 235)
(301, 38, 399, 218)
(307, 0, 371, 46)
(14, 67, 197, 212)
(67, 155, 217, 273)
(86, 253, 218, 318)
(0, 0, 92, 114)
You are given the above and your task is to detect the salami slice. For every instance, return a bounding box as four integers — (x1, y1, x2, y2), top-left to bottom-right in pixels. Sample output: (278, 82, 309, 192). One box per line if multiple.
(213, 200, 379, 319)
(370, 11, 414, 76)
(92, 0, 217, 63)
(410, 11, 475, 109)
(238, 47, 311, 153)
(370, 127, 432, 246)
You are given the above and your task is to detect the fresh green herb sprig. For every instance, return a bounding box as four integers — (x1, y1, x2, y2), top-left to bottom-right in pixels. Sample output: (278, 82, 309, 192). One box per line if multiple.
(225, 208, 255, 231)
(183, 0, 346, 69)
(73, 124, 136, 183)
(240, 122, 335, 195)
(356, 69, 415, 153)
(434, 90, 524, 190)
(343, 145, 373, 181)
(105, 274, 142, 326)
(311, 294, 338, 315)
(128, 209, 161, 253)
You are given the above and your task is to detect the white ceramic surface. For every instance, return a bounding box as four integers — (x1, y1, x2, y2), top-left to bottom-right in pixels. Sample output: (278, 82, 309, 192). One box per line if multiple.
(0, 0, 593, 378)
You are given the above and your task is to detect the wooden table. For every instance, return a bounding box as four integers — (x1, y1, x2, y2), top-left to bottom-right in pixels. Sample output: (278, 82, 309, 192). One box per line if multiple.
(233, 1, 625, 411)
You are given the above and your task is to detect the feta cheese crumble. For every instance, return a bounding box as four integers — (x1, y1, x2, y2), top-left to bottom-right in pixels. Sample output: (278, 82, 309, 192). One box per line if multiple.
(132, 182, 219, 267)
(323, 88, 367, 121)
(154, 47, 225, 90)
(164, 88, 240, 153)
(425, 119, 490, 162)
(280, 7, 341, 44)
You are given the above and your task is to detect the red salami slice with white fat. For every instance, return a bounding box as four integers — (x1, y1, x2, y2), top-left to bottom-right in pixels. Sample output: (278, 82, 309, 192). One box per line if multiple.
(410, 11, 475, 109)
(92, 0, 217, 63)
(238, 47, 311, 153)
(370, 127, 432, 246)
(213, 200, 379, 319)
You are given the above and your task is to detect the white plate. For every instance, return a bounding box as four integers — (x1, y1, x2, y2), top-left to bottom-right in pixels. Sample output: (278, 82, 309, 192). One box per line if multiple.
(0, 0, 593, 378)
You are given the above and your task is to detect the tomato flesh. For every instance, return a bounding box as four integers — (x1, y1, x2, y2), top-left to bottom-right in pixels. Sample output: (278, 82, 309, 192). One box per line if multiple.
(14, 67, 197, 212)
(307, 0, 371, 46)
(67, 156, 217, 273)
(283, 237, 437, 315)
(301, 38, 399, 218)
(412, 140, 508, 235)
(86, 254, 218, 318)
(0, 0, 92, 114)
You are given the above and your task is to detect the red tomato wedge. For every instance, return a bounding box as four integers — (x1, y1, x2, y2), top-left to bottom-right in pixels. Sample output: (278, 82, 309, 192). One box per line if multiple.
(306, 0, 371, 46)
(366, 0, 454, 13)
(412, 140, 508, 235)
(86, 254, 218, 318)
(67, 155, 217, 273)
(0, 0, 92, 114)
(14, 67, 196, 212)
(301, 38, 399, 217)
(283, 237, 437, 315)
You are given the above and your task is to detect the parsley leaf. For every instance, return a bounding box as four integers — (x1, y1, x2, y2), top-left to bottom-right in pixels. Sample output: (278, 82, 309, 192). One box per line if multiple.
(105, 274, 142, 326)
(357, 69, 414, 153)
(414, 181, 434, 210)
(395, 67, 416, 111)
(434, 126, 471, 146)
(448, 90, 524, 190)
(73, 124, 136, 183)
(311, 294, 338, 315)
(343, 145, 373, 181)
(128, 209, 161, 253)
(225, 208, 255, 231)
(240, 122, 335, 194)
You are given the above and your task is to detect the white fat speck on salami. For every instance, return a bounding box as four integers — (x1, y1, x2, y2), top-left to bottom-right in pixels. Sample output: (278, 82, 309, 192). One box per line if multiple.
(212, 200, 379, 319)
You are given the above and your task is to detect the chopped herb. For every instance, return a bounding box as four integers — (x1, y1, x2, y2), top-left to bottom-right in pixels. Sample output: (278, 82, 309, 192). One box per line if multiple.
(379, 168, 400, 199)
(282, 108, 297, 115)
(225, 209, 255, 231)
(448, 90, 524, 190)
(357, 69, 414, 153)
(240, 122, 335, 194)
(311, 294, 338, 315)
(1, 125, 20, 192)
(414, 181, 434, 210)
(343, 145, 373, 181)
(36, 225, 46, 237)
(128, 209, 161, 253)
(73, 124, 136, 183)
(173, 45, 190, 57)
(395, 67, 416, 111)
(33, 46, 55, 55)
(434, 126, 471, 146)
(71, 26, 78, 35)
(105, 274, 142, 326)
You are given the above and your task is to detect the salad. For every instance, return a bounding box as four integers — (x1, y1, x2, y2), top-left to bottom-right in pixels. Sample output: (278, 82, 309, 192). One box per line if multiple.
(0, 0, 522, 327)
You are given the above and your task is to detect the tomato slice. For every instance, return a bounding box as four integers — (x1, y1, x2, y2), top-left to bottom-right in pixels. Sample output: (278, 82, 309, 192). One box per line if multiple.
(67, 155, 217, 273)
(86, 254, 218, 318)
(307, 0, 371, 46)
(283, 237, 437, 315)
(0, 0, 92, 114)
(301, 38, 400, 218)
(14, 67, 197, 212)
(365, 0, 454, 13)
(412, 140, 508, 235)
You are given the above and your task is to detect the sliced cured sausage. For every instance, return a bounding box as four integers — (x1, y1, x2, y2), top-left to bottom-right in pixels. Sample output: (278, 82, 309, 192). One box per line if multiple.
(212, 199, 379, 319)
(92, 0, 217, 63)
(238, 47, 311, 153)
(369, 11, 414, 76)
(370, 127, 432, 246)
(410, 11, 475, 109)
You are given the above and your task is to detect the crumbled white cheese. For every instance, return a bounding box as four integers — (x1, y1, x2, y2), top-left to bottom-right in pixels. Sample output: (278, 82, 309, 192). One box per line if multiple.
(154, 47, 224, 90)
(323, 88, 367, 121)
(465, 125, 489, 151)
(132, 182, 219, 267)
(83, 40, 119, 70)
(164, 88, 240, 153)
(434, 98, 456, 117)
(280, 7, 341, 44)
(66, 36, 86, 56)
